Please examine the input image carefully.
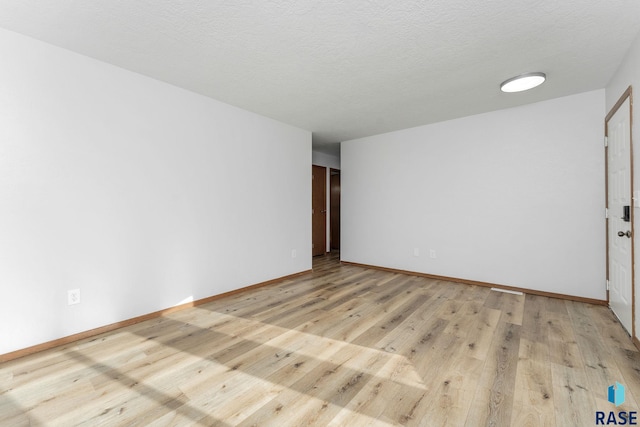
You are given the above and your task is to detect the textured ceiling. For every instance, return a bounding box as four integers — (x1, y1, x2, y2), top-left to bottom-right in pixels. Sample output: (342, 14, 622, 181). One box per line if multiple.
(0, 1, 639, 156)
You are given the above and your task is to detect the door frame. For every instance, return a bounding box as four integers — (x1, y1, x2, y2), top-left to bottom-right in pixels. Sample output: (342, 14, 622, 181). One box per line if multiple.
(312, 164, 327, 256)
(605, 85, 634, 337)
(330, 168, 341, 251)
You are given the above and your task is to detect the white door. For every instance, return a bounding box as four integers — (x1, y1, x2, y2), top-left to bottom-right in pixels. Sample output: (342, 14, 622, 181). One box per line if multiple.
(607, 96, 633, 334)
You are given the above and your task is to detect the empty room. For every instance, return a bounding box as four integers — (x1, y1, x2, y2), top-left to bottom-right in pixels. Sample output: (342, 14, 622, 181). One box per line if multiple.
(2, 1, 640, 426)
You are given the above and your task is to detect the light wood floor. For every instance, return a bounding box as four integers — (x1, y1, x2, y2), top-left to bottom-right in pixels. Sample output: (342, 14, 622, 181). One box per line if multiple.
(2, 253, 640, 426)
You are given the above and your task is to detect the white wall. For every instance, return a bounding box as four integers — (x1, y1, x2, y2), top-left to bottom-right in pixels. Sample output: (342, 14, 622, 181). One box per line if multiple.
(312, 150, 340, 252)
(312, 151, 340, 171)
(342, 90, 606, 300)
(0, 28, 311, 355)
(607, 31, 640, 336)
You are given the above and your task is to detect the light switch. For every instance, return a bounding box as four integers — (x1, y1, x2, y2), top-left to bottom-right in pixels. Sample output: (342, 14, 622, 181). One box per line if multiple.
(635, 191, 640, 208)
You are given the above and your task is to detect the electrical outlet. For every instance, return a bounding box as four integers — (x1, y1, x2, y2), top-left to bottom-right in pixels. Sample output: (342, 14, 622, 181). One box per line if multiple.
(291, 249, 297, 258)
(429, 249, 437, 259)
(413, 248, 420, 257)
(68, 289, 80, 305)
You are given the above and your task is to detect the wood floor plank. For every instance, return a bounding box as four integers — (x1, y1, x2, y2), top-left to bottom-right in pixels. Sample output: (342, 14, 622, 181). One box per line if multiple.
(327, 354, 425, 426)
(350, 293, 432, 347)
(0, 394, 32, 427)
(442, 300, 484, 338)
(589, 304, 637, 352)
(546, 311, 584, 369)
(461, 306, 502, 362)
(550, 362, 595, 427)
(465, 321, 521, 427)
(382, 334, 465, 425)
(520, 294, 550, 343)
(376, 292, 449, 355)
(484, 290, 525, 325)
(543, 297, 568, 315)
(2, 253, 640, 426)
(413, 344, 484, 427)
(566, 300, 631, 404)
(603, 343, 640, 410)
(510, 338, 555, 427)
(235, 346, 380, 426)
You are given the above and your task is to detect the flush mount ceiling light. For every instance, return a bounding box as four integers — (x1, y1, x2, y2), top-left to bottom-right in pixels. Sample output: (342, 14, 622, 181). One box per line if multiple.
(500, 72, 546, 93)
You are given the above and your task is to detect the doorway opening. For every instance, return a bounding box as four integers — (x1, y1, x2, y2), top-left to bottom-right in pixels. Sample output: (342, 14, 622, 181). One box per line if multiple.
(330, 169, 341, 251)
(312, 165, 327, 257)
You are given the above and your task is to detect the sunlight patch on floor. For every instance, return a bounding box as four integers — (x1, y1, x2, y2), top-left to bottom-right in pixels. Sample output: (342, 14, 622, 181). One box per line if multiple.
(170, 309, 428, 391)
